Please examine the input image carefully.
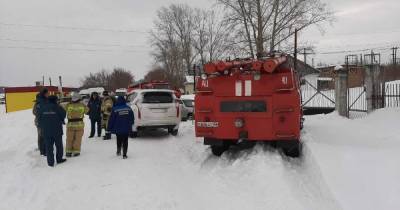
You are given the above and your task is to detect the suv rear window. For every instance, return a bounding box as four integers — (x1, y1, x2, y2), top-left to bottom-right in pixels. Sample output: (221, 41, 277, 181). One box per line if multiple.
(142, 92, 173, 103)
(182, 100, 194, 107)
(220, 101, 266, 112)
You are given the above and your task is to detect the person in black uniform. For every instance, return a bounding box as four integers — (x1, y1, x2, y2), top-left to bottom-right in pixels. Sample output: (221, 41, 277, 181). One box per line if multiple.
(32, 88, 49, 155)
(37, 95, 67, 167)
(87, 92, 102, 138)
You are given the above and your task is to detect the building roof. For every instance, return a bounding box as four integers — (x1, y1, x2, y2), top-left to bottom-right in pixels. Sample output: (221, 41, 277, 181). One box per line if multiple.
(79, 87, 105, 95)
(185, 76, 195, 84)
(317, 77, 334, 81)
(5, 86, 77, 93)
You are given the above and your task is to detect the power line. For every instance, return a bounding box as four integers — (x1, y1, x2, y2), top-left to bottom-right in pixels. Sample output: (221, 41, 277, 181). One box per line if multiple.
(0, 38, 148, 48)
(0, 45, 149, 53)
(306, 28, 400, 39)
(317, 46, 396, 55)
(0, 22, 149, 34)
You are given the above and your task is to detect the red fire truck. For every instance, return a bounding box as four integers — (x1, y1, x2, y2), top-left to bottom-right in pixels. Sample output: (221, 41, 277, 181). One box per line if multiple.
(195, 54, 302, 157)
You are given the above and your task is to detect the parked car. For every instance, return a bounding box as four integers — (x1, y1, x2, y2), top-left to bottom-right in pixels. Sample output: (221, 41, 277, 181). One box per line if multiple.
(115, 88, 127, 97)
(179, 95, 194, 121)
(127, 89, 181, 137)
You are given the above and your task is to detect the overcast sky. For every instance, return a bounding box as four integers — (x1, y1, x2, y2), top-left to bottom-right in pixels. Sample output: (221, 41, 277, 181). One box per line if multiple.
(0, 0, 399, 87)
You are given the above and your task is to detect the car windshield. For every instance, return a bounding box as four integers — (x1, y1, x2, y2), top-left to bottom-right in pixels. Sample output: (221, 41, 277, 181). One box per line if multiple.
(142, 92, 173, 103)
(182, 99, 194, 107)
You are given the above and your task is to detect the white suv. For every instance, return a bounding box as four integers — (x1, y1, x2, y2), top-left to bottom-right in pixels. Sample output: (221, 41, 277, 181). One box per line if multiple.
(127, 89, 181, 137)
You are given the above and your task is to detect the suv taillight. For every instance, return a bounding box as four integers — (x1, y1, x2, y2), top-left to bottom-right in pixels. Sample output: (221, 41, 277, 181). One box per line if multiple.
(135, 104, 141, 119)
(176, 103, 180, 118)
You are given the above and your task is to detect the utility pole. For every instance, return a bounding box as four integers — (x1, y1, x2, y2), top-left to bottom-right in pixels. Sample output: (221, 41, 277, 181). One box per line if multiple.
(294, 28, 298, 73)
(192, 64, 196, 94)
(299, 48, 314, 65)
(391, 47, 398, 65)
(42, 76, 45, 86)
(58, 76, 63, 96)
(49, 77, 52, 86)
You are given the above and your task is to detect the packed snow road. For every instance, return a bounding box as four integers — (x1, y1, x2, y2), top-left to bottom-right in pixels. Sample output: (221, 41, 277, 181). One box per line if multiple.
(1, 105, 400, 210)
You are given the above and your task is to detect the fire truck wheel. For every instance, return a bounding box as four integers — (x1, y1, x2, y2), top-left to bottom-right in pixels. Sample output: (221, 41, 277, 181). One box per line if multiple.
(282, 141, 302, 158)
(280, 140, 302, 158)
(211, 145, 229, 156)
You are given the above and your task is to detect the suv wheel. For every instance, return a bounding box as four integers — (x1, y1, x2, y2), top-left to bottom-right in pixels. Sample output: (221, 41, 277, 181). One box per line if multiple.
(129, 131, 138, 138)
(168, 128, 178, 136)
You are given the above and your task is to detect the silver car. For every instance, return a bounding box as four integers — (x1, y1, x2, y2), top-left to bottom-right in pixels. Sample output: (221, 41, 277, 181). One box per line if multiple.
(179, 95, 194, 121)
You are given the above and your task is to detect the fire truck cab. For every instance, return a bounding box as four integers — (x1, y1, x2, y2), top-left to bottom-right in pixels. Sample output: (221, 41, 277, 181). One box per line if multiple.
(195, 54, 302, 157)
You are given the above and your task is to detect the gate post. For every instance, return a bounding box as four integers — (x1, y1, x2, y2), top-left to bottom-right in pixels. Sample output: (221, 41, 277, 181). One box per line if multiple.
(365, 64, 382, 113)
(335, 67, 348, 117)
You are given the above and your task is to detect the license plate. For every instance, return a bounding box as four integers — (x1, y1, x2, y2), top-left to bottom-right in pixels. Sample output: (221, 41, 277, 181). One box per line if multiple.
(151, 108, 167, 113)
(197, 122, 219, 128)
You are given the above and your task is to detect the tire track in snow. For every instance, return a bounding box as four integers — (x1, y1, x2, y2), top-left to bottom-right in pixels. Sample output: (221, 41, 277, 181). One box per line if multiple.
(189, 135, 343, 210)
(282, 141, 343, 210)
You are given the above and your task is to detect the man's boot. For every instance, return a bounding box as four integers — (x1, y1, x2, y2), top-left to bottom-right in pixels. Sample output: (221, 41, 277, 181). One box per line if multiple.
(103, 133, 111, 140)
(66, 153, 72, 157)
(57, 159, 67, 164)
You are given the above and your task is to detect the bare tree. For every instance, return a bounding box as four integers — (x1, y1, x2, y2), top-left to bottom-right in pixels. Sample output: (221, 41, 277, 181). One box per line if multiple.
(144, 66, 168, 82)
(81, 68, 135, 91)
(218, 0, 333, 56)
(108, 68, 135, 91)
(192, 9, 232, 64)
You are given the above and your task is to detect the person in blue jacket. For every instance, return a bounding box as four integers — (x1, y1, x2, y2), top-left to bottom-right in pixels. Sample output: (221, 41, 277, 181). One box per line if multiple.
(37, 95, 67, 167)
(107, 96, 134, 159)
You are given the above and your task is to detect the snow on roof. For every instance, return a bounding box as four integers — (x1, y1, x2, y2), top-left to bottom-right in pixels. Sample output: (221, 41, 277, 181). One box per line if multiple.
(79, 87, 105, 95)
(334, 65, 344, 71)
(317, 77, 334, 81)
(185, 76, 194, 84)
(180, 94, 195, 100)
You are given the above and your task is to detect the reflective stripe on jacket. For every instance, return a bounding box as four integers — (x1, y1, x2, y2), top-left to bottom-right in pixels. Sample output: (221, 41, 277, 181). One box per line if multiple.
(66, 102, 88, 128)
(101, 96, 114, 116)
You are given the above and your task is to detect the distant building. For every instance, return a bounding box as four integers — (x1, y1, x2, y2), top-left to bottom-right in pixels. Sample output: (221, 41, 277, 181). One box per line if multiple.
(316, 65, 365, 89)
(4, 86, 77, 113)
(184, 76, 195, 95)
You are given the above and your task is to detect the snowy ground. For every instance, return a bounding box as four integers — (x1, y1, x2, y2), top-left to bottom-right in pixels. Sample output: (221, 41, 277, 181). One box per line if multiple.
(1, 108, 400, 210)
(0, 104, 5, 114)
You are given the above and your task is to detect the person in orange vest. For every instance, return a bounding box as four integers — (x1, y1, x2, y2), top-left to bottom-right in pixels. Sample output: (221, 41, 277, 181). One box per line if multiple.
(65, 93, 89, 157)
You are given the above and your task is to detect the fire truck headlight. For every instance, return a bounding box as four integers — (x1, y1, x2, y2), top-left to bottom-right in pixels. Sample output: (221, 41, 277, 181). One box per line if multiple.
(234, 118, 245, 128)
(223, 70, 229, 75)
(201, 73, 208, 80)
(254, 72, 261, 81)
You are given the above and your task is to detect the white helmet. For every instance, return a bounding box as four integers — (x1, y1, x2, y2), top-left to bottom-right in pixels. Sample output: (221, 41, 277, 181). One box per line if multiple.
(71, 92, 81, 102)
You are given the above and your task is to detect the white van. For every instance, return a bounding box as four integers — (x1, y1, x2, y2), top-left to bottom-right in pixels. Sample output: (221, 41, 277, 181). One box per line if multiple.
(127, 89, 181, 137)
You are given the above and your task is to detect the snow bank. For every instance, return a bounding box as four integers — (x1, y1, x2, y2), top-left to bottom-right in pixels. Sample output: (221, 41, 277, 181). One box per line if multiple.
(1, 108, 400, 210)
(0, 104, 5, 114)
(305, 108, 400, 210)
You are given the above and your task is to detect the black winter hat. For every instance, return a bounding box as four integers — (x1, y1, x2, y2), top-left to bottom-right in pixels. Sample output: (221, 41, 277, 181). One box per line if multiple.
(40, 88, 49, 96)
(103, 91, 109, 96)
